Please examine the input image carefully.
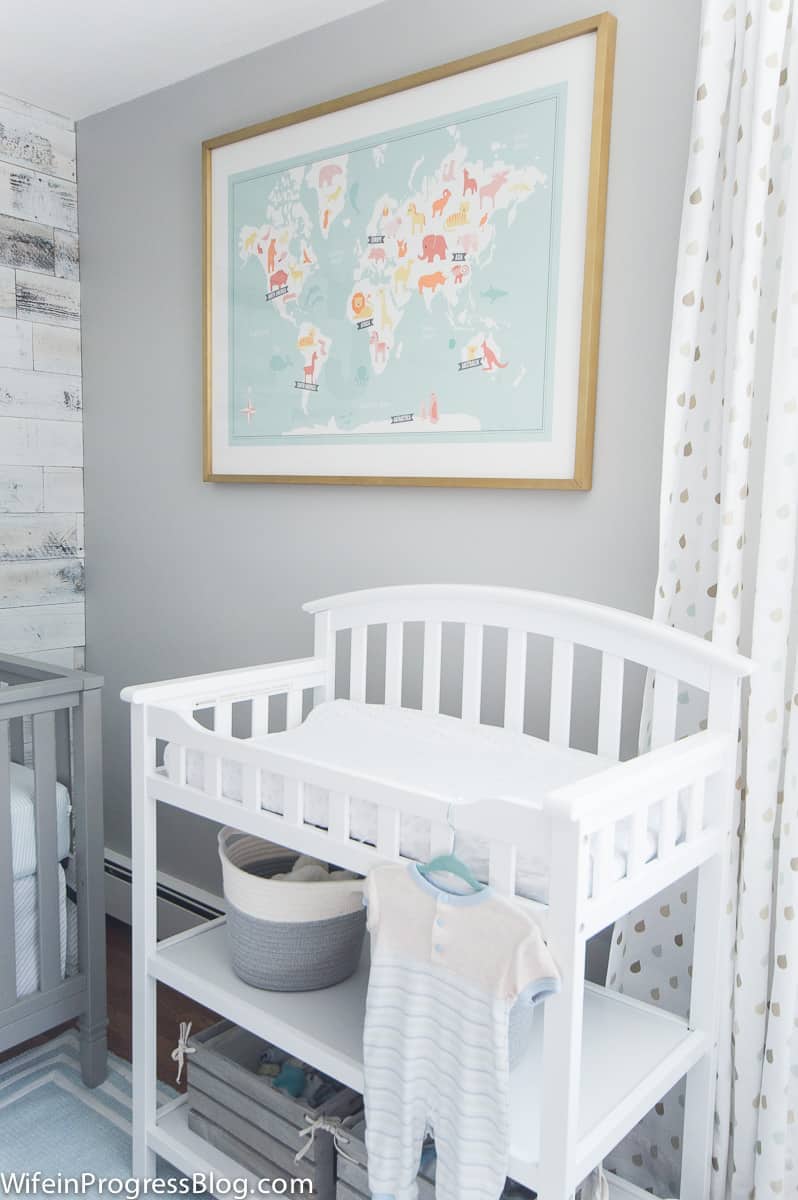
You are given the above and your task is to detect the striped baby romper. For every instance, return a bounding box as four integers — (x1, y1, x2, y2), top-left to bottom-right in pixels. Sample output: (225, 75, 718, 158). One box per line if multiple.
(363, 862, 560, 1200)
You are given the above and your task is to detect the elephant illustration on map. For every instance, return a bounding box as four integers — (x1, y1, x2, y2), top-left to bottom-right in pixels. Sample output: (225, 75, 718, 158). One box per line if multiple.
(418, 234, 447, 263)
(318, 163, 342, 188)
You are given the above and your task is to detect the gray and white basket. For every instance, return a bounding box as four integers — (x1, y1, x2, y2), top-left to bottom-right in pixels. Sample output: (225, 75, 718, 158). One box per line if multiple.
(218, 828, 366, 991)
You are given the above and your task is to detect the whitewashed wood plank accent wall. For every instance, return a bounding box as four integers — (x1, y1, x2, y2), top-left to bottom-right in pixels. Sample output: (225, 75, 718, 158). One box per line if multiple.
(0, 94, 84, 663)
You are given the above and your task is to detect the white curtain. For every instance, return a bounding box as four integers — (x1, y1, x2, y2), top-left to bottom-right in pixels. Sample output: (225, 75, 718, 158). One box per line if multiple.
(606, 1, 798, 1195)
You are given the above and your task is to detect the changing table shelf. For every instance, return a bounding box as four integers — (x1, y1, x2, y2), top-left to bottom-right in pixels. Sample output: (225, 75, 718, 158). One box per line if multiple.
(150, 918, 707, 1192)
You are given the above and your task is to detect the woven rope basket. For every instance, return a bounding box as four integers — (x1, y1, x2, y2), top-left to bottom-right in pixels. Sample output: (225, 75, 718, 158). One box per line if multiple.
(218, 828, 366, 991)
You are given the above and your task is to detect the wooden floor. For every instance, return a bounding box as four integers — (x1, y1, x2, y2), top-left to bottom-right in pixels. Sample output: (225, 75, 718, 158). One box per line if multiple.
(1, 917, 220, 1089)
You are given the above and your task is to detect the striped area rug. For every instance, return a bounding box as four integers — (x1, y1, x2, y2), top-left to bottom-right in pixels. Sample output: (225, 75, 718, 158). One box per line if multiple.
(0, 1031, 175, 1191)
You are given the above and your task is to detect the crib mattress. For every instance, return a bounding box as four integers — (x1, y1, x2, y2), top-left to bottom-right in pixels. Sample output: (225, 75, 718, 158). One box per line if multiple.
(10, 763, 72, 880)
(14, 864, 67, 998)
(169, 701, 661, 903)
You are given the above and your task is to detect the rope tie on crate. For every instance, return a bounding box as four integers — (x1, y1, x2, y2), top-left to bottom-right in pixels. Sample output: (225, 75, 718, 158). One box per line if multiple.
(295, 1114, 357, 1165)
(171, 1021, 196, 1085)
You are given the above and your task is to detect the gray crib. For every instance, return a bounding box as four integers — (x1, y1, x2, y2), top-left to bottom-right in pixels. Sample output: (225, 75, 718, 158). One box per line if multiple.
(0, 653, 107, 1086)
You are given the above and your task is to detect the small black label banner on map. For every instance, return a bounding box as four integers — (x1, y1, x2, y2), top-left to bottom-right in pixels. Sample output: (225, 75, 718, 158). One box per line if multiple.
(367, 235, 386, 244)
(458, 357, 483, 372)
(266, 286, 289, 302)
(294, 381, 319, 392)
(451, 252, 467, 262)
(356, 318, 374, 330)
(390, 413, 414, 425)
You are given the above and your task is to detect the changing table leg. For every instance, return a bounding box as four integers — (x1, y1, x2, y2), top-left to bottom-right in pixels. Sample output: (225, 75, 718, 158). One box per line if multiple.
(74, 688, 109, 1087)
(131, 703, 158, 1178)
(680, 849, 725, 1198)
(539, 817, 586, 1199)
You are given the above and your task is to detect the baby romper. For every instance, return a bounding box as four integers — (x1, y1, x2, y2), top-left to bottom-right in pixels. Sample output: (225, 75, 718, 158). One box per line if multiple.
(363, 862, 560, 1200)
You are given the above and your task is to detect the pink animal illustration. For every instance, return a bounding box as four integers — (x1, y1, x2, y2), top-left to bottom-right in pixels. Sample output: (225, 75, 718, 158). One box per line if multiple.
(481, 339, 508, 370)
(430, 393, 439, 423)
(382, 213, 402, 236)
(267, 239, 277, 273)
(369, 330, 388, 363)
(431, 188, 452, 219)
(368, 245, 387, 264)
(419, 234, 447, 263)
(304, 351, 318, 385)
(463, 167, 478, 196)
(452, 263, 469, 284)
(418, 271, 446, 295)
(270, 269, 288, 289)
(480, 170, 509, 209)
(458, 232, 480, 254)
(318, 163, 342, 188)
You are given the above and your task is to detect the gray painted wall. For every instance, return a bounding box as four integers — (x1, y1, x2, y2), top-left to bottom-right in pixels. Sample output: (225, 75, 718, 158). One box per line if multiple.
(78, 0, 700, 892)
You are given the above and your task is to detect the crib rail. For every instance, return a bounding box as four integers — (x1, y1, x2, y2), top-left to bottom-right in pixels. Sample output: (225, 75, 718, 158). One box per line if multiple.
(0, 655, 104, 1048)
(139, 684, 732, 937)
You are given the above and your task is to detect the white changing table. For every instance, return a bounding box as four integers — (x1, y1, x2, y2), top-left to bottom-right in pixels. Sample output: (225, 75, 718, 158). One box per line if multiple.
(125, 586, 752, 1199)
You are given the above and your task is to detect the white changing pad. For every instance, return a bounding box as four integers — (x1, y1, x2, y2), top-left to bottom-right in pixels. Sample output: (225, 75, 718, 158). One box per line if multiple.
(10, 763, 72, 880)
(168, 701, 661, 903)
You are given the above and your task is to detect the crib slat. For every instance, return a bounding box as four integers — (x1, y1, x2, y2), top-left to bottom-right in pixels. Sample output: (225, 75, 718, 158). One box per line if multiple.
(592, 825, 614, 897)
(350, 626, 368, 703)
(659, 793, 678, 857)
(504, 629, 527, 733)
(214, 701, 232, 738)
(488, 842, 517, 896)
(0, 720, 16, 1008)
(385, 623, 403, 706)
(422, 621, 442, 714)
(251, 696, 268, 737)
(328, 792, 350, 842)
(549, 640, 574, 746)
(597, 653, 625, 759)
(242, 764, 261, 811)
(462, 624, 483, 724)
(685, 777, 705, 842)
(627, 807, 648, 878)
(286, 687, 303, 729)
(651, 673, 679, 749)
(283, 779, 304, 825)
(33, 710, 60, 992)
(204, 753, 222, 796)
(377, 807, 401, 858)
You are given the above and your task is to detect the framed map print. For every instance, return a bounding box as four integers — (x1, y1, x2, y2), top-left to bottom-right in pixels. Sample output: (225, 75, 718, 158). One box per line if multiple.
(203, 14, 616, 488)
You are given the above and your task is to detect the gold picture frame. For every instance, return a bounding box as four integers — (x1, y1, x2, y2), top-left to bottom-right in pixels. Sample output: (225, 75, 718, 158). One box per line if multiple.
(203, 13, 616, 488)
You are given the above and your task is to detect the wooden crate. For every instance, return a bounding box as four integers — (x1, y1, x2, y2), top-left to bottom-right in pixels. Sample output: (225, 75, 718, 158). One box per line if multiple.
(187, 1021, 360, 1198)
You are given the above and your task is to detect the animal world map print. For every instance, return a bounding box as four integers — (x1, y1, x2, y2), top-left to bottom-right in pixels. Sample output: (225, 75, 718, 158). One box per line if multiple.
(228, 83, 566, 446)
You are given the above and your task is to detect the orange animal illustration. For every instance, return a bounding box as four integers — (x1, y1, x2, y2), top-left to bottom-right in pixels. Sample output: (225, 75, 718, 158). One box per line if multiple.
(481, 338, 508, 370)
(270, 269, 288, 290)
(407, 203, 425, 235)
(322, 210, 330, 231)
(397, 238, 408, 258)
(418, 271, 446, 295)
(431, 188, 452, 219)
(480, 170, 509, 210)
(303, 247, 313, 264)
(463, 167, 478, 196)
(267, 238, 277, 274)
(351, 291, 373, 320)
(304, 351, 318, 385)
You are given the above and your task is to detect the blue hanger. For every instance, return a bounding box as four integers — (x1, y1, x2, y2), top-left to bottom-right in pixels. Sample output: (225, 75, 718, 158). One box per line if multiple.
(418, 803, 485, 893)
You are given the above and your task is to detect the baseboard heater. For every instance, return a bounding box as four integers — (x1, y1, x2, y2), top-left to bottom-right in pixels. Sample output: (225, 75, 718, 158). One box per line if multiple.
(104, 851, 223, 938)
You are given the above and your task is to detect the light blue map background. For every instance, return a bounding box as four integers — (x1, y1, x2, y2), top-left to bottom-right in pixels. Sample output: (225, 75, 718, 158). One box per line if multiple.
(228, 82, 566, 445)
